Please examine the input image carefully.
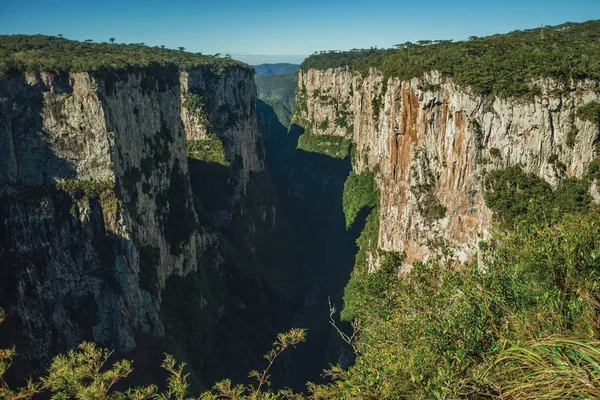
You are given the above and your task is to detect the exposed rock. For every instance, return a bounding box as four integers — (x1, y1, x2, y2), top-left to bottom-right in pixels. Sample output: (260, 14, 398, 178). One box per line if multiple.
(296, 68, 600, 268)
(0, 64, 269, 379)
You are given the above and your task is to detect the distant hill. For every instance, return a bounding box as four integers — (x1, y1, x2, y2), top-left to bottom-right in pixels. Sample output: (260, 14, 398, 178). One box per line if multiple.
(255, 72, 297, 127)
(253, 63, 299, 76)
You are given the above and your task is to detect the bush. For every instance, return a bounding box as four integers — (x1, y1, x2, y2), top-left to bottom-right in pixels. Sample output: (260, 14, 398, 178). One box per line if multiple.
(316, 205, 600, 399)
(484, 166, 595, 225)
(484, 166, 553, 225)
(489, 147, 502, 159)
(56, 179, 120, 213)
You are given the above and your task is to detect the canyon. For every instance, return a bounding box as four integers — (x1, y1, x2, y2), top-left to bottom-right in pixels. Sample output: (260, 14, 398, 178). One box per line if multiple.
(0, 63, 304, 387)
(1, 21, 600, 398)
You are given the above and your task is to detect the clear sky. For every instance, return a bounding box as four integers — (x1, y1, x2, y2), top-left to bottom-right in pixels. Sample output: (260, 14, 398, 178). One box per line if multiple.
(1, 0, 599, 65)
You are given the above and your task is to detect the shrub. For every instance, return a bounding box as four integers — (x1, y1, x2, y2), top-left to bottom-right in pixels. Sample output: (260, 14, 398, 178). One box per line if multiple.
(317, 206, 600, 399)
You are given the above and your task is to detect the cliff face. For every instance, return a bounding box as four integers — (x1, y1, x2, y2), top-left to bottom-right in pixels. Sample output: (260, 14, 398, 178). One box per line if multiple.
(181, 67, 263, 186)
(295, 68, 600, 266)
(0, 64, 280, 380)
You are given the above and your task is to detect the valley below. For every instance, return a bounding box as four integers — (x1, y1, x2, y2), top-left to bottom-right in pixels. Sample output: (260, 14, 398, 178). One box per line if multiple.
(1, 19, 600, 399)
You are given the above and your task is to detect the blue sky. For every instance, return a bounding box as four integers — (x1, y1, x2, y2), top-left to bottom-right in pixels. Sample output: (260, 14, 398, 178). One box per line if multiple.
(1, 0, 599, 64)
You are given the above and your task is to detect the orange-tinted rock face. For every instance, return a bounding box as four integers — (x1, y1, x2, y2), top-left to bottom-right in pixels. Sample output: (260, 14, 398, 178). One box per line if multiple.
(296, 68, 600, 269)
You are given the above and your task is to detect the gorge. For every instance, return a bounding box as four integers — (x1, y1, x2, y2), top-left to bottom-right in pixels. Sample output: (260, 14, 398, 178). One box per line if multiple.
(2, 19, 600, 399)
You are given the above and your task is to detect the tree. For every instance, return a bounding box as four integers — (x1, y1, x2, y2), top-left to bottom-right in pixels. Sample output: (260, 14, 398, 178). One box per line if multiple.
(109, 37, 115, 44)
(178, 47, 185, 51)
(58, 34, 63, 38)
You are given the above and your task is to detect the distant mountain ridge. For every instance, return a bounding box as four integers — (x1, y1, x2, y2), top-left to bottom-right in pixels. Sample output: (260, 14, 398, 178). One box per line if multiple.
(253, 63, 299, 76)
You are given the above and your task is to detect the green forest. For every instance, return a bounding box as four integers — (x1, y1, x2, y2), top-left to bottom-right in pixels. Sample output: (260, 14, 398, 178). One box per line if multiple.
(0, 35, 249, 79)
(255, 72, 298, 128)
(301, 20, 600, 97)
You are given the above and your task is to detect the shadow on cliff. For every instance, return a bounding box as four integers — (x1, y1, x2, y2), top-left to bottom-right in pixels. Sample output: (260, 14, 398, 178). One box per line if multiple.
(0, 74, 90, 382)
(258, 103, 361, 391)
(0, 73, 78, 190)
(158, 153, 307, 391)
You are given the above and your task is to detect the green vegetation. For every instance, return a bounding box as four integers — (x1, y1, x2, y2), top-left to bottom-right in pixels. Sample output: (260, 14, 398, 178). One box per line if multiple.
(253, 63, 299, 76)
(341, 169, 383, 279)
(0, 306, 306, 399)
(576, 101, 600, 124)
(183, 93, 211, 124)
(296, 133, 350, 159)
(315, 193, 600, 398)
(187, 135, 229, 165)
(489, 147, 502, 159)
(483, 165, 596, 226)
(318, 117, 329, 131)
(410, 160, 447, 223)
(0, 34, 250, 79)
(255, 72, 298, 128)
(301, 20, 600, 97)
(342, 171, 378, 229)
(56, 179, 120, 213)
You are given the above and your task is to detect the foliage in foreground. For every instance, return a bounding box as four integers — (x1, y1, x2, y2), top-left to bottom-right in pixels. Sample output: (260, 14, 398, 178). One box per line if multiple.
(0, 313, 306, 400)
(301, 20, 600, 97)
(325, 202, 600, 399)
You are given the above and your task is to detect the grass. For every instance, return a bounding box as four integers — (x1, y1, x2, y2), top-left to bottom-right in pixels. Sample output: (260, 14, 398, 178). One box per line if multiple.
(489, 337, 600, 399)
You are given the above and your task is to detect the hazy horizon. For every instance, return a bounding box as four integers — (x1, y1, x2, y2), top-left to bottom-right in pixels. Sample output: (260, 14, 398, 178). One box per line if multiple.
(1, 0, 599, 64)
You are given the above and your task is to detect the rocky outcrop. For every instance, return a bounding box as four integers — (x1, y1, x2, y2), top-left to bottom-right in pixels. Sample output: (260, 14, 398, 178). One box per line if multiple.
(295, 68, 600, 267)
(0, 63, 270, 379)
(181, 67, 263, 191)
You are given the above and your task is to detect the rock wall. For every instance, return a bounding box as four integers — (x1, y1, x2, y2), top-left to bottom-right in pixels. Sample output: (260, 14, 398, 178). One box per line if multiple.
(295, 68, 600, 266)
(181, 67, 263, 191)
(0, 64, 268, 379)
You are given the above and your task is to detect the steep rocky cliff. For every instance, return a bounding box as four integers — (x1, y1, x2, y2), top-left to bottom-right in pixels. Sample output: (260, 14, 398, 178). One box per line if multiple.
(295, 67, 600, 267)
(0, 62, 299, 384)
